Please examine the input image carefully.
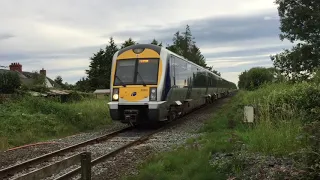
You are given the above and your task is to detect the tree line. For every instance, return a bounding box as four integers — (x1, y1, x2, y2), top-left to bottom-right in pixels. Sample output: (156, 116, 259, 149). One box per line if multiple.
(238, 0, 320, 90)
(72, 25, 221, 92)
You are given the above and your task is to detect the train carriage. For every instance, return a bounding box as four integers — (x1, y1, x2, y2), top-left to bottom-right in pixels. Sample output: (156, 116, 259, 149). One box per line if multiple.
(108, 44, 236, 126)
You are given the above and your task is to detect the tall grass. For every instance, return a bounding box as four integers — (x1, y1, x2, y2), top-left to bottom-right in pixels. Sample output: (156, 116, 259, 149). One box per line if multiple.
(0, 96, 111, 148)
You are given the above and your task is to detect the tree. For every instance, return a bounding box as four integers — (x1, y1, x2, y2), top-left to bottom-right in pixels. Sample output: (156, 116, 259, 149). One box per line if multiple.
(121, 38, 137, 49)
(275, 0, 320, 46)
(271, 0, 320, 81)
(166, 25, 208, 68)
(0, 71, 21, 93)
(181, 25, 195, 60)
(151, 38, 162, 46)
(238, 67, 274, 91)
(206, 66, 221, 76)
(189, 44, 207, 67)
(166, 31, 184, 55)
(271, 43, 319, 82)
(85, 48, 105, 90)
(54, 75, 63, 85)
(75, 77, 91, 92)
(63, 82, 74, 90)
(85, 37, 119, 90)
(104, 37, 119, 86)
(32, 71, 46, 86)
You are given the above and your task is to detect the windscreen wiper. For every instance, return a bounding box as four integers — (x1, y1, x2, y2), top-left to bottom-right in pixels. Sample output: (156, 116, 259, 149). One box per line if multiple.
(115, 75, 126, 87)
(136, 71, 147, 86)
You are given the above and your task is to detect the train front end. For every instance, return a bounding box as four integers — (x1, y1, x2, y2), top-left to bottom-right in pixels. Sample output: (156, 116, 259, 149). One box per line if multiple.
(108, 44, 167, 126)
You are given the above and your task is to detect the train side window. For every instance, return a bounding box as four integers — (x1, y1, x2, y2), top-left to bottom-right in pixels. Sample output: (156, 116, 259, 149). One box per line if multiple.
(174, 58, 189, 88)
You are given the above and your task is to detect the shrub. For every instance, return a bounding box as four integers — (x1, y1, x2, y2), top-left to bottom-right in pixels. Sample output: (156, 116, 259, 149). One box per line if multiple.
(238, 67, 274, 91)
(0, 71, 21, 93)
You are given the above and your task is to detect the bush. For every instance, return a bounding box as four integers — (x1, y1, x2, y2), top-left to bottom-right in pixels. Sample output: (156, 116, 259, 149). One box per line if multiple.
(238, 67, 274, 91)
(0, 71, 21, 93)
(29, 85, 49, 93)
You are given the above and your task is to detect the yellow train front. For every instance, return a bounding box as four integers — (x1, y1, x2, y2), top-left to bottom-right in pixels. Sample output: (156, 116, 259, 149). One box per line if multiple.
(108, 44, 166, 126)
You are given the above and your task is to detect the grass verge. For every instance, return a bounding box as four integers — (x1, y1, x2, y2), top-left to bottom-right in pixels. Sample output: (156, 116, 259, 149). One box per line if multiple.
(0, 95, 111, 149)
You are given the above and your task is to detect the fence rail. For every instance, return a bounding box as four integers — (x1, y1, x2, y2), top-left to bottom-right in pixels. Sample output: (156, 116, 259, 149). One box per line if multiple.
(7, 152, 92, 180)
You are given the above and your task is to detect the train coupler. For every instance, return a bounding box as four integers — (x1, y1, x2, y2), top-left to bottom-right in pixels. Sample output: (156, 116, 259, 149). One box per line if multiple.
(124, 109, 139, 125)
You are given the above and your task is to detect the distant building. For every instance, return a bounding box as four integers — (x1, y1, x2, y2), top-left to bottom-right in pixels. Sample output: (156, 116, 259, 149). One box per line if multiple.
(93, 89, 110, 98)
(0, 62, 60, 88)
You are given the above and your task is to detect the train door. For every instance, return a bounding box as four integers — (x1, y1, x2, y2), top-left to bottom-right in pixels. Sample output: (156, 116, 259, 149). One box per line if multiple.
(170, 55, 176, 87)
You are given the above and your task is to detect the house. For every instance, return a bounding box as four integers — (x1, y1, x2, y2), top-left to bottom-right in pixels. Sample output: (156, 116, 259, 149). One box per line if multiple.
(0, 62, 60, 88)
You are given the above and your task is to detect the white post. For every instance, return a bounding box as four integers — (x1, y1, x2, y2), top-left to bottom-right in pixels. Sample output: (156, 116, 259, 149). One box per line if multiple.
(244, 106, 254, 123)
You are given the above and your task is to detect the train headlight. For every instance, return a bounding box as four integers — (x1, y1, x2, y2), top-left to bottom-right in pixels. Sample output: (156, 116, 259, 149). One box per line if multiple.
(112, 88, 119, 101)
(112, 94, 119, 100)
(133, 48, 145, 54)
(149, 87, 157, 101)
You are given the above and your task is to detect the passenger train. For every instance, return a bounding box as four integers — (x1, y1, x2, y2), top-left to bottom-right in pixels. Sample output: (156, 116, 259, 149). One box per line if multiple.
(108, 44, 237, 126)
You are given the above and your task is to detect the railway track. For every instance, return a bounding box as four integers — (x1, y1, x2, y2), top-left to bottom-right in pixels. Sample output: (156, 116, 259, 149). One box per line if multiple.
(0, 93, 237, 180)
(0, 126, 134, 180)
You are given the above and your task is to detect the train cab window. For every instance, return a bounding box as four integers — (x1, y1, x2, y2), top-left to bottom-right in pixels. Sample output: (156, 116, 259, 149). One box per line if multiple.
(114, 59, 136, 85)
(136, 59, 159, 85)
(114, 58, 160, 86)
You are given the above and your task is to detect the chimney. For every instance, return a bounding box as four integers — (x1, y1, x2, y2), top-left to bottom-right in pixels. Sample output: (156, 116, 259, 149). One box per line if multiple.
(40, 68, 46, 76)
(9, 62, 22, 73)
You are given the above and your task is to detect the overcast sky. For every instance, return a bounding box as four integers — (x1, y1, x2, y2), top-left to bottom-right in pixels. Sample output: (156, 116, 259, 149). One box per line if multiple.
(0, 0, 293, 85)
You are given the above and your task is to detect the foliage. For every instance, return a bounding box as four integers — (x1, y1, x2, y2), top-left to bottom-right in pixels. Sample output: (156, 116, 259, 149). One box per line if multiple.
(166, 25, 207, 68)
(206, 66, 221, 76)
(54, 75, 63, 85)
(0, 71, 21, 93)
(62, 82, 75, 90)
(85, 37, 119, 90)
(275, 0, 320, 45)
(270, 0, 320, 81)
(54, 75, 70, 89)
(238, 67, 274, 90)
(31, 71, 46, 86)
(0, 96, 111, 148)
(150, 39, 162, 46)
(311, 68, 320, 83)
(271, 43, 320, 81)
(121, 37, 137, 49)
(29, 85, 49, 93)
(75, 77, 91, 92)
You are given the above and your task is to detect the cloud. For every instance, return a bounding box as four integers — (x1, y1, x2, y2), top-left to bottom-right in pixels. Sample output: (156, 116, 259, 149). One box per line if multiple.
(0, 0, 287, 85)
(0, 33, 14, 41)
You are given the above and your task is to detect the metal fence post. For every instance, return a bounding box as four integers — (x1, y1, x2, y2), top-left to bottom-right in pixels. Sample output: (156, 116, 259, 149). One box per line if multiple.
(81, 152, 91, 180)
